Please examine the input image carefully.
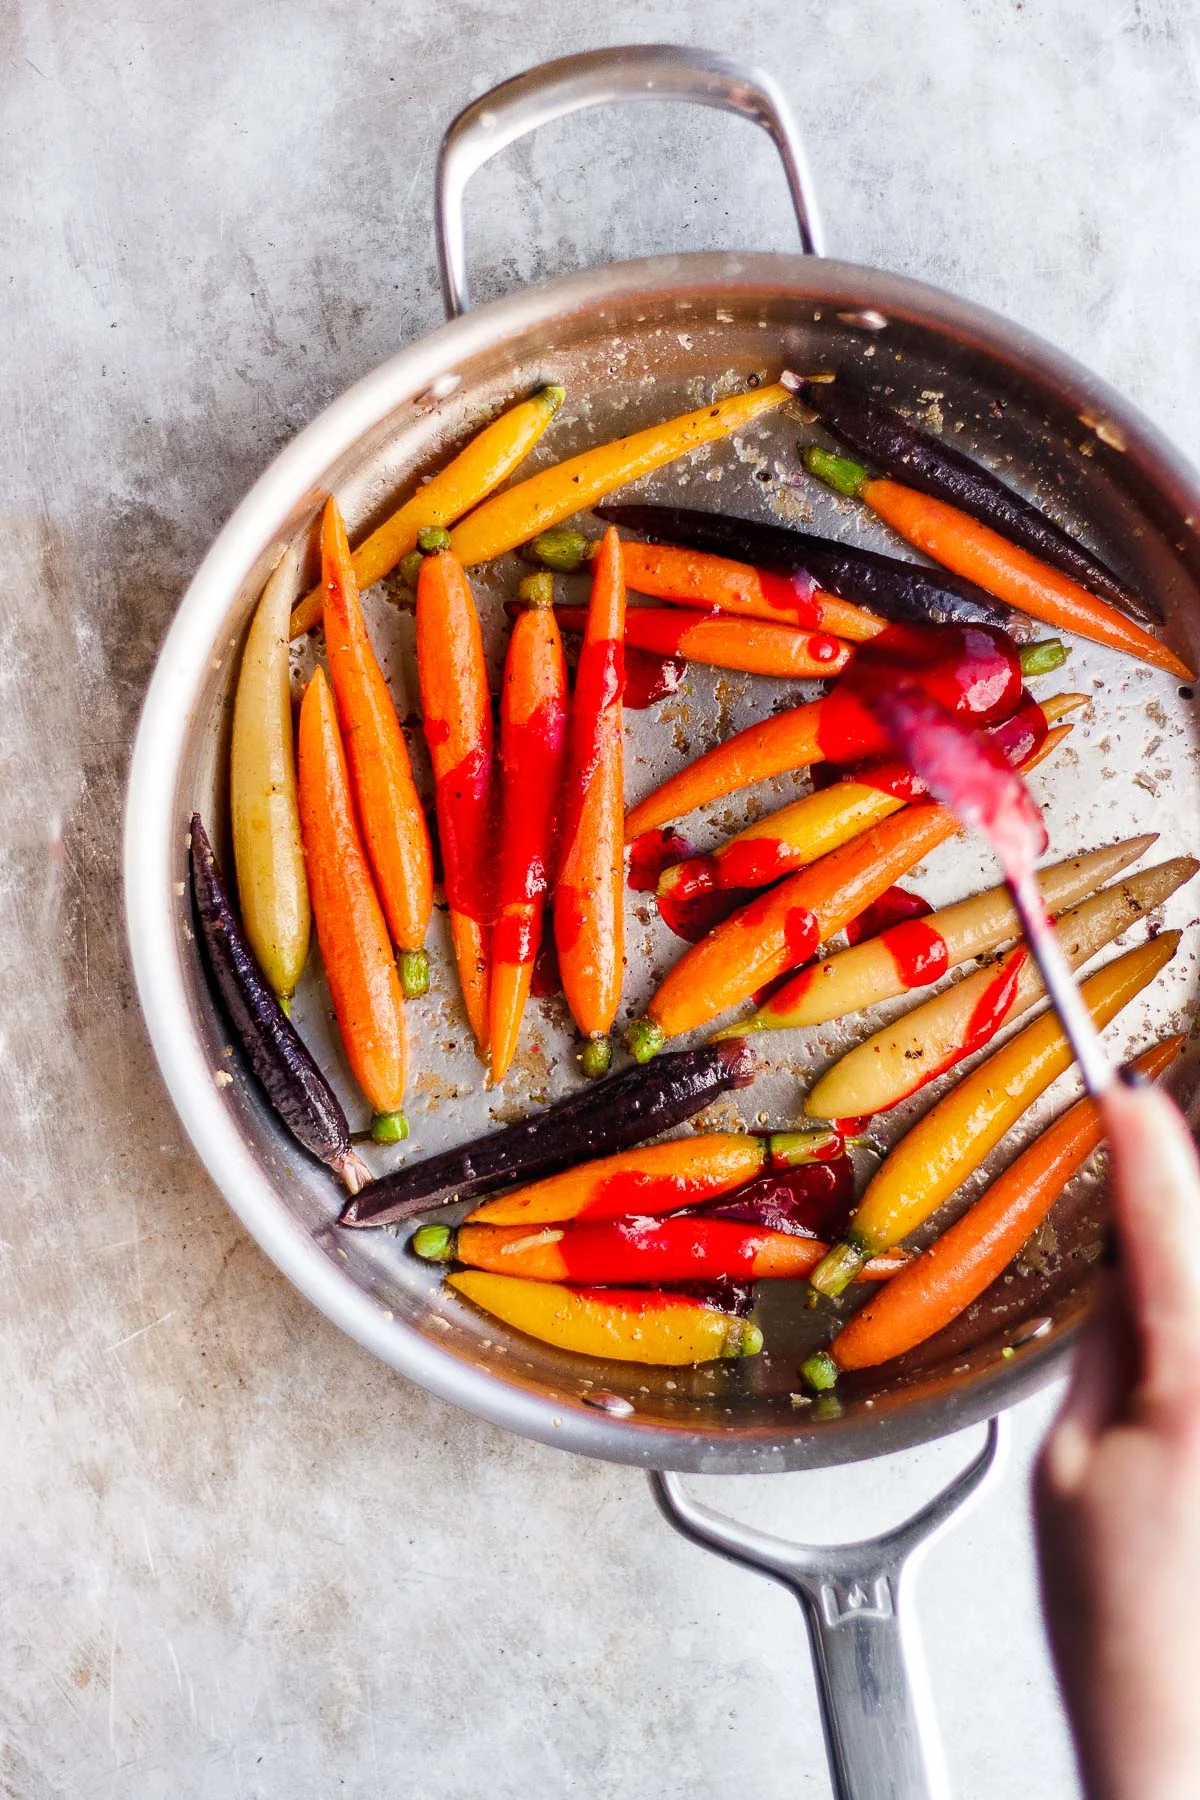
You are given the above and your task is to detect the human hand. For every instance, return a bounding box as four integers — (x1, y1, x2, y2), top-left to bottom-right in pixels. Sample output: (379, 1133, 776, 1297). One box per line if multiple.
(1036, 1078, 1200, 1800)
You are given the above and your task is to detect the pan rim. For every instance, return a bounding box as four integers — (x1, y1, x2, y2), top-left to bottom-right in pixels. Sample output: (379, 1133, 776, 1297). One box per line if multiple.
(124, 247, 1199, 1471)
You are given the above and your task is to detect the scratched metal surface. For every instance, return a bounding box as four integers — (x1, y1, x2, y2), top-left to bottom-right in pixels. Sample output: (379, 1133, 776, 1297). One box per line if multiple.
(6, 2, 1200, 1796)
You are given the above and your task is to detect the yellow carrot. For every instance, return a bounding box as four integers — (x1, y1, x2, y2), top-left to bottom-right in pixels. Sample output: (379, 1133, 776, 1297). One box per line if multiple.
(808, 931, 1181, 1297)
(449, 383, 791, 567)
(230, 547, 310, 1000)
(448, 1271, 762, 1364)
(290, 384, 565, 634)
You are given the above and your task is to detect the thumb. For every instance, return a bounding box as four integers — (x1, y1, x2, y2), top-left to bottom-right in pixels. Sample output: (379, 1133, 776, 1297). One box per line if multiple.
(1101, 1081, 1200, 1412)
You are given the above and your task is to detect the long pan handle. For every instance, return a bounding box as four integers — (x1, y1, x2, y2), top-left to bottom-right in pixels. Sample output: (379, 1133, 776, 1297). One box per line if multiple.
(435, 44, 825, 317)
(650, 1416, 1007, 1800)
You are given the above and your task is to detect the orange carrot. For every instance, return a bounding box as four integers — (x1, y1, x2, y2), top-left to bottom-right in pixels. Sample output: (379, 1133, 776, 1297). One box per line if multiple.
(416, 548, 495, 1056)
(820, 1035, 1184, 1374)
(620, 541, 883, 642)
(321, 498, 433, 984)
(489, 576, 568, 1083)
(416, 1216, 909, 1284)
(551, 603, 852, 680)
(805, 448, 1195, 680)
(530, 532, 884, 642)
(296, 668, 408, 1132)
(554, 527, 625, 1063)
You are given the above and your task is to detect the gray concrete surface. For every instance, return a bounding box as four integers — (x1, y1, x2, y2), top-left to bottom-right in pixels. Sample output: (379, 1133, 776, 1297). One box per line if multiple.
(5, 2, 1200, 1795)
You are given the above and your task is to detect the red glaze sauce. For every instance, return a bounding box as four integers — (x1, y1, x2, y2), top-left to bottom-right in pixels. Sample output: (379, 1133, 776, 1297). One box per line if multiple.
(782, 905, 821, 968)
(815, 623, 1023, 766)
(845, 885, 933, 947)
(880, 917, 949, 987)
(572, 1285, 722, 1314)
(715, 834, 798, 891)
(580, 1169, 750, 1220)
(628, 827, 696, 892)
(560, 1218, 763, 1284)
(553, 882, 586, 955)
(623, 647, 685, 708)
(758, 568, 822, 628)
(559, 633, 625, 860)
(530, 931, 562, 998)
(498, 695, 568, 910)
(434, 742, 495, 922)
(492, 908, 540, 967)
(889, 947, 1030, 1108)
(808, 632, 844, 666)
(657, 881, 753, 942)
(696, 1159, 854, 1240)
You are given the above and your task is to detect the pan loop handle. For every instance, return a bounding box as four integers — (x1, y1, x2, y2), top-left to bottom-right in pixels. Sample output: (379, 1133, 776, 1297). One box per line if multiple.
(435, 44, 825, 318)
(651, 1415, 1008, 1800)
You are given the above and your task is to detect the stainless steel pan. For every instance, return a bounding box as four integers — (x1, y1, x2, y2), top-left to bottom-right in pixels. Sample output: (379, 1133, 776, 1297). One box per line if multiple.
(124, 46, 1200, 1799)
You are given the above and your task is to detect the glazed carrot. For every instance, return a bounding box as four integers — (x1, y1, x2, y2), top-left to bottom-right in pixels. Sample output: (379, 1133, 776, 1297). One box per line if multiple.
(529, 530, 883, 642)
(321, 497, 433, 983)
(416, 547, 496, 1055)
(552, 603, 852, 679)
(289, 384, 565, 634)
(808, 931, 1181, 1297)
(448, 1271, 763, 1364)
(630, 724, 1072, 1056)
(818, 1035, 1184, 1375)
(754, 834, 1154, 1030)
(805, 859, 1197, 1118)
(296, 668, 408, 1134)
(490, 574, 568, 1082)
(659, 692, 1085, 905)
(466, 1128, 844, 1227)
(416, 1216, 908, 1284)
(804, 447, 1195, 680)
(554, 527, 625, 1062)
(623, 630, 1056, 841)
(448, 383, 791, 567)
(230, 547, 310, 1000)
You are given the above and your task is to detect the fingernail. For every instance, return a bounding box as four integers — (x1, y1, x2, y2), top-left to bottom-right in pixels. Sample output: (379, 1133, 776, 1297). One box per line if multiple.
(1118, 1067, 1151, 1090)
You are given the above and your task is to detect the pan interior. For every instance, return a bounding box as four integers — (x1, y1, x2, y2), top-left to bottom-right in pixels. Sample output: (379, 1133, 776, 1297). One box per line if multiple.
(165, 257, 1200, 1470)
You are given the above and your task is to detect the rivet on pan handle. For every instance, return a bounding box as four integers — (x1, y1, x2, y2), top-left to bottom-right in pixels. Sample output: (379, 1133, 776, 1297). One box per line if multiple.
(650, 1415, 1008, 1800)
(434, 44, 826, 318)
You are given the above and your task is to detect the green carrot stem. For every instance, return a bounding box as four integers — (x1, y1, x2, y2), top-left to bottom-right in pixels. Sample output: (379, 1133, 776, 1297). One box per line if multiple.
(626, 1017, 665, 1064)
(400, 949, 430, 998)
(801, 1350, 840, 1392)
(412, 1224, 455, 1261)
(804, 445, 870, 497)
